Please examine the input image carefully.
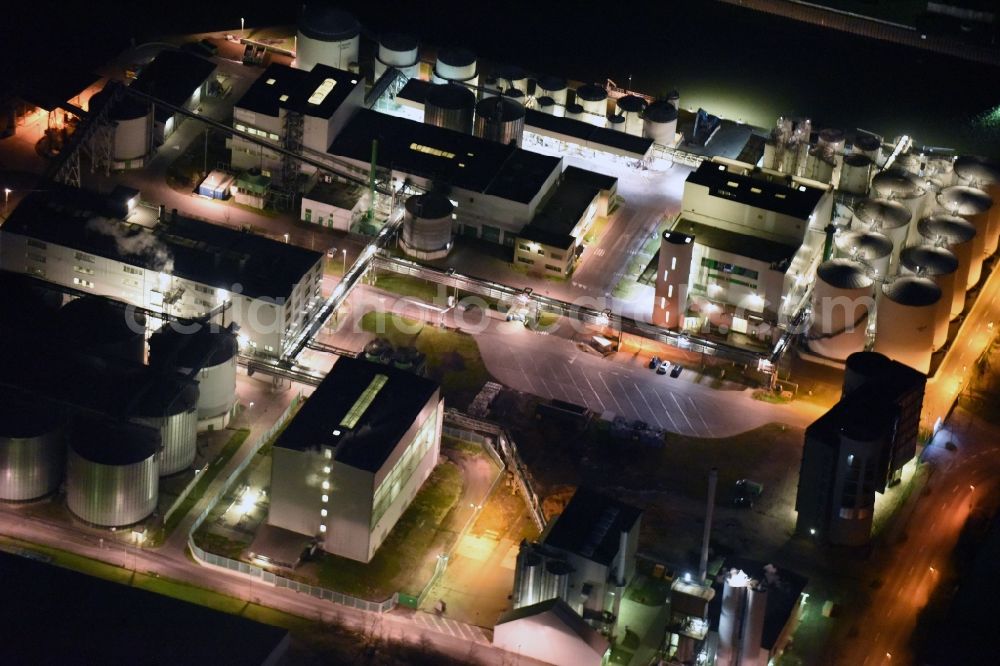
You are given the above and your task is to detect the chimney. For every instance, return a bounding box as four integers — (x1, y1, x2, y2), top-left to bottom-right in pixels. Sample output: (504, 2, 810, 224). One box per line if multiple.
(699, 468, 718, 582)
(823, 223, 836, 261)
(617, 528, 629, 587)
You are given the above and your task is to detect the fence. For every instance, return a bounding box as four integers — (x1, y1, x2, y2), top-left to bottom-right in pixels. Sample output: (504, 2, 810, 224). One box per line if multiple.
(186, 394, 400, 614)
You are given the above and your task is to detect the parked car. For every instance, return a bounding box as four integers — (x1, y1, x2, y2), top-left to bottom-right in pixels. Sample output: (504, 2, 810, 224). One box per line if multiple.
(670, 364, 683, 378)
(656, 361, 669, 374)
(648, 356, 662, 369)
(733, 479, 764, 508)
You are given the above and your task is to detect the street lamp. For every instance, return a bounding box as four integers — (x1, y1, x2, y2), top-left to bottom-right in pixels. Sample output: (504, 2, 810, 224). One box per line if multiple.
(3, 188, 10, 215)
(283, 233, 290, 243)
(342, 248, 347, 274)
(240, 17, 245, 36)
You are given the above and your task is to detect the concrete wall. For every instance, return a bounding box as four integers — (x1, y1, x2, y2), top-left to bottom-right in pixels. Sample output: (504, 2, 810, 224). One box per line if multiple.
(268, 445, 327, 538)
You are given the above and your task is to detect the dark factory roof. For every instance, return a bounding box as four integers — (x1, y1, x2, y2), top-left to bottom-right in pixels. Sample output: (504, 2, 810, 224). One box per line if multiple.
(131, 49, 215, 116)
(236, 63, 360, 119)
(687, 161, 826, 220)
(274, 356, 439, 473)
(1, 186, 323, 301)
(0, 551, 289, 666)
(544, 486, 641, 566)
(328, 109, 561, 203)
(672, 218, 799, 268)
(519, 167, 617, 249)
(524, 108, 654, 158)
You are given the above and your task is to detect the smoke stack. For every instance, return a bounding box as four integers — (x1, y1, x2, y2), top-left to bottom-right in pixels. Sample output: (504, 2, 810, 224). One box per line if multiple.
(823, 223, 836, 261)
(699, 468, 718, 582)
(157, 205, 165, 222)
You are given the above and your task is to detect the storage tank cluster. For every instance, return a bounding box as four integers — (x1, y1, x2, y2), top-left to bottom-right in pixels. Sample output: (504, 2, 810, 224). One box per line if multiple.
(874, 276, 941, 375)
(56, 296, 146, 364)
(872, 168, 930, 225)
(496, 65, 529, 95)
(433, 47, 479, 88)
(918, 213, 976, 318)
(573, 83, 608, 127)
(513, 543, 575, 610)
(129, 376, 199, 476)
(851, 198, 911, 269)
(838, 153, 873, 195)
(0, 392, 64, 501)
(953, 156, 1000, 253)
(295, 3, 361, 72)
(399, 192, 454, 260)
(642, 99, 679, 146)
(535, 75, 567, 117)
(900, 245, 958, 351)
(90, 87, 152, 168)
(615, 95, 647, 136)
(936, 185, 994, 287)
(834, 229, 893, 278)
(424, 83, 476, 135)
(474, 95, 525, 147)
(807, 259, 874, 361)
(373, 33, 419, 81)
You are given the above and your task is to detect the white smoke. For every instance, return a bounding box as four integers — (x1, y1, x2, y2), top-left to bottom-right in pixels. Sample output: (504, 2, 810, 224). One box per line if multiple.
(87, 216, 174, 273)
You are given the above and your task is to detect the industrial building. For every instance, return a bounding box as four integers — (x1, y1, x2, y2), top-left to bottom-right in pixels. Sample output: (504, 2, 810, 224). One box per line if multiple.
(493, 598, 610, 666)
(795, 351, 926, 546)
(268, 356, 443, 563)
(0, 185, 324, 356)
(129, 48, 217, 144)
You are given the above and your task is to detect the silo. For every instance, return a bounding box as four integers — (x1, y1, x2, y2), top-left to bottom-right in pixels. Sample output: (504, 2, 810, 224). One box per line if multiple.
(433, 47, 478, 87)
(295, 4, 361, 72)
(536, 96, 555, 115)
(739, 582, 768, 666)
(874, 276, 941, 374)
(616, 95, 647, 136)
(718, 569, 750, 666)
(835, 230, 893, 278)
(937, 185, 993, 287)
(535, 75, 568, 111)
(503, 88, 527, 107)
(900, 245, 958, 350)
(496, 64, 529, 95)
(918, 214, 976, 318)
(643, 100, 679, 145)
(808, 259, 874, 361)
(0, 394, 63, 501)
(839, 153, 873, 195)
(542, 559, 572, 603)
(129, 378, 199, 476)
(90, 88, 151, 165)
(606, 113, 626, 133)
(374, 33, 419, 82)
(817, 128, 845, 156)
(852, 133, 882, 163)
(57, 296, 146, 364)
(843, 351, 892, 395)
(852, 198, 911, 269)
(67, 419, 159, 527)
(872, 168, 929, 221)
(574, 83, 607, 125)
(148, 323, 238, 426)
(399, 192, 454, 260)
(666, 90, 681, 109)
(518, 550, 543, 607)
(474, 95, 525, 147)
(424, 83, 476, 135)
(805, 148, 836, 185)
(953, 156, 1000, 255)
(897, 152, 924, 176)
(565, 103, 585, 122)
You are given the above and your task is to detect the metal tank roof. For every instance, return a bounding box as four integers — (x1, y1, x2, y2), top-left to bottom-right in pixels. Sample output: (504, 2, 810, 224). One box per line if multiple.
(298, 4, 360, 42)
(378, 32, 417, 52)
(437, 47, 476, 67)
(497, 64, 527, 81)
(872, 168, 923, 197)
(575, 83, 607, 102)
(819, 128, 845, 143)
(566, 102, 584, 115)
(70, 419, 159, 465)
(131, 377, 199, 418)
(617, 95, 647, 113)
(644, 100, 678, 122)
(476, 95, 525, 122)
(854, 198, 911, 230)
(536, 96, 554, 108)
(937, 185, 992, 215)
(56, 297, 145, 347)
(536, 75, 567, 92)
(845, 350, 892, 377)
(0, 391, 60, 438)
(817, 259, 874, 289)
(900, 244, 959, 276)
(853, 134, 881, 151)
(425, 83, 475, 110)
(882, 275, 941, 307)
(503, 88, 526, 102)
(918, 214, 977, 243)
(843, 153, 872, 168)
(91, 89, 148, 121)
(954, 155, 1000, 185)
(835, 230, 893, 259)
(405, 192, 454, 219)
(149, 323, 238, 369)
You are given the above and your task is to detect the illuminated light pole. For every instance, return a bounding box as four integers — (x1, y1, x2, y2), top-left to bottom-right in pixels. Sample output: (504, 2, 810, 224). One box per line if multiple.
(3, 188, 10, 216)
(240, 17, 245, 37)
(342, 248, 347, 275)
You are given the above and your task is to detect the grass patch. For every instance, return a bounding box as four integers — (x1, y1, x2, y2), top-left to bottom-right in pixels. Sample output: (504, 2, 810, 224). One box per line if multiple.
(0, 535, 133, 584)
(752, 389, 792, 404)
(133, 572, 248, 614)
(193, 531, 249, 559)
(442, 436, 484, 457)
(373, 273, 447, 304)
(317, 460, 463, 599)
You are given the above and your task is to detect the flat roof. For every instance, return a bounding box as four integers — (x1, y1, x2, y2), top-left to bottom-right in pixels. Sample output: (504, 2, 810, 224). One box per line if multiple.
(305, 178, 366, 209)
(524, 108, 654, 158)
(687, 160, 825, 220)
(236, 63, 360, 119)
(274, 356, 439, 473)
(131, 49, 215, 110)
(328, 110, 560, 203)
(0, 552, 288, 665)
(672, 218, 799, 269)
(544, 486, 641, 566)
(496, 598, 608, 656)
(1, 186, 322, 301)
(519, 167, 616, 249)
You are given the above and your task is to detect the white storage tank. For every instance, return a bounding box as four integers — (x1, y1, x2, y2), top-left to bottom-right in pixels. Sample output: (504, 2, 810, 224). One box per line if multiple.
(541, 559, 571, 602)
(574, 83, 607, 125)
(295, 4, 360, 72)
(852, 198, 911, 269)
(817, 128, 845, 156)
(643, 100, 679, 146)
(374, 33, 419, 82)
(953, 156, 1000, 255)
(424, 83, 476, 135)
(852, 133, 882, 163)
(536, 95, 555, 115)
(433, 47, 478, 87)
(503, 88, 527, 107)
(835, 229, 893, 278)
(937, 185, 993, 287)
(518, 550, 543, 607)
(57, 296, 146, 364)
(872, 168, 929, 221)
(808, 259, 874, 361)
(896, 151, 924, 176)
(90, 88, 151, 165)
(917, 214, 976, 319)
(535, 75, 568, 111)
(474, 95, 525, 147)
(616, 95, 647, 137)
(67, 419, 159, 527)
(0, 393, 63, 501)
(496, 65, 529, 95)
(400, 192, 454, 260)
(565, 102, 585, 122)
(805, 148, 836, 185)
(874, 276, 941, 374)
(839, 153, 873, 195)
(130, 378, 199, 476)
(900, 245, 958, 350)
(606, 113, 626, 133)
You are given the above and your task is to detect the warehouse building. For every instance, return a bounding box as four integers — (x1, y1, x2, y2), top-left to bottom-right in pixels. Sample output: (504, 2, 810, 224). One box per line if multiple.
(268, 356, 443, 563)
(493, 598, 610, 666)
(130, 48, 216, 144)
(0, 186, 324, 356)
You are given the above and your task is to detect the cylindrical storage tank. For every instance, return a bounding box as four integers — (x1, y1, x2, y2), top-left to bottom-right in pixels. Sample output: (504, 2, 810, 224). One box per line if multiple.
(130, 378, 199, 476)
(424, 83, 476, 135)
(474, 95, 525, 147)
(0, 395, 63, 501)
(373, 33, 419, 82)
(295, 5, 361, 72)
(400, 192, 454, 260)
(900, 245, 958, 350)
(739, 583, 768, 666)
(574, 83, 607, 124)
(616, 95, 647, 137)
(835, 230, 893, 278)
(872, 168, 930, 221)
(67, 420, 159, 527)
(953, 156, 1000, 255)
(666, 90, 680, 109)
(806, 148, 835, 184)
(56, 297, 146, 364)
(535, 75, 568, 110)
(852, 198, 911, 270)
(91, 89, 151, 163)
(937, 185, 993, 287)
(148, 325, 239, 425)
(839, 153, 873, 195)
(536, 95, 555, 115)
(433, 47, 478, 87)
(852, 133, 882, 163)
(543, 559, 572, 602)
(565, 102, 584, 121)
(817, 128, 845, 156)
(718, 570, 749, 666)
(606, 113, 626, 132)
(918, 214, 976, 318)
(496, 65, 529, 95)
(519, 551, 542, 606)
(897, 152, 924, 176)
(808, 259, 874, 361)
(763, 139, 779, 171)
(874, 276, 941, 374)
(843, 351, 893, 395)
(503, 88, 526, 106)
(643, 100, 679, 146)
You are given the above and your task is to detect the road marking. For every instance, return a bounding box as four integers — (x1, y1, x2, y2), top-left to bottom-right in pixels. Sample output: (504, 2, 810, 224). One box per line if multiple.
(687, 395, 713, 435)
(634, 382, 666, 430)
(670, 392, 697, 432)
(599, 372, 628, 416)
(651, 388, 683, 432)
